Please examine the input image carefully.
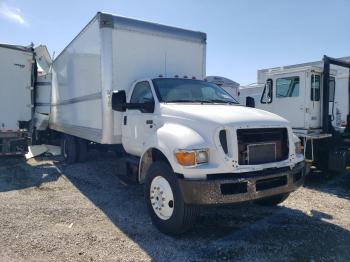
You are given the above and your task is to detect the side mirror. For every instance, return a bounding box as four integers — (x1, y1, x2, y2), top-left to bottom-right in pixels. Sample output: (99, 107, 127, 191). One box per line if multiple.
(246, 96, 255, 108)
(142, 101, 155, 113)
(112, 90, 126, 112)
(260, 78, 273, 104)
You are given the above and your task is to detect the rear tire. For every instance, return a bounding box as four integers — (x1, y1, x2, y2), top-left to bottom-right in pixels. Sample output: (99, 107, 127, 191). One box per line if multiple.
(255, 193, 290, 206)
(77, 138, 88, 162)
(145, 161, 198, 235)
(61, 134, 78, 164)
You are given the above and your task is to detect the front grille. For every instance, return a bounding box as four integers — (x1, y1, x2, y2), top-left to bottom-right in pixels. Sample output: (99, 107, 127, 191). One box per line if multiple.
(237, 128, 289, 165)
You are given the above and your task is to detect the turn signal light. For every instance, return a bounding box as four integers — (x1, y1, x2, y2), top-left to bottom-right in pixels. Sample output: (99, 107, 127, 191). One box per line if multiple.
(175, 151, 196, 166)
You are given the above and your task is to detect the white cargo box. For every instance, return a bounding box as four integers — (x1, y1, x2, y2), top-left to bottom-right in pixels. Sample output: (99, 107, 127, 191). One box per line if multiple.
(50, 12, 206, 144)
(0, 44, 34, 131)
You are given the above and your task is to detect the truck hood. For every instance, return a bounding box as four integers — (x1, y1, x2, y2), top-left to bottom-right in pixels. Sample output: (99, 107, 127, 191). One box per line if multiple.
(160, 104, 289, 127)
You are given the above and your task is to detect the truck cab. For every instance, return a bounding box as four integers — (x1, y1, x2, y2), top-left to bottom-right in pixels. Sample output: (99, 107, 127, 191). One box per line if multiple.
(112, 76, 305, 234)
(258, 66, 336, 131)
(249, 57, 350, 171)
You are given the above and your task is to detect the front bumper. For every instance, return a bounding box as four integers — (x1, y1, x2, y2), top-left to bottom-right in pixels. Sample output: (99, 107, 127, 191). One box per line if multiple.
(178, 162, 305, 205)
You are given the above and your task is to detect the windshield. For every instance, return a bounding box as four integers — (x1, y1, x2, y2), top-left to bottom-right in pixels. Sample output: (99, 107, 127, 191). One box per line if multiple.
(152, 78, 238, 104)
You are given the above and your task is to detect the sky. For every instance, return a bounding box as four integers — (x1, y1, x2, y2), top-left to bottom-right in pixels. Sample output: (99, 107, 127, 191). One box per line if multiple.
(0, 0, 349, 85)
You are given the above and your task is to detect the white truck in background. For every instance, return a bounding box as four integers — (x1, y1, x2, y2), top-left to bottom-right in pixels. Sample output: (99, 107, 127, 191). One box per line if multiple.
(205, 76, 240, 100)
(241, 57, 350, 171)
(48, 12, 305, 234)
(0, 43, 50, 155)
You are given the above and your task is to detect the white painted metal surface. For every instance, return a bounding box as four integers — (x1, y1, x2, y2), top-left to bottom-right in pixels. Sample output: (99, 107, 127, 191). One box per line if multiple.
(257, 57, 350, 128)
(50, 12, 303, 181)
(205, 76, 240, 100)
(238, 83, 264, 104)
(0, 44, 33, 131)
(50, 12, 206, 144)
(121, 79, 304, 180)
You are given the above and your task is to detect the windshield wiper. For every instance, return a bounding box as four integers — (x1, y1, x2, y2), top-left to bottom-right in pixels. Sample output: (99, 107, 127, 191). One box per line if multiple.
(165, 99, 237, 104)
(208, 99, 237, 104)
(166, 99, 212, 103)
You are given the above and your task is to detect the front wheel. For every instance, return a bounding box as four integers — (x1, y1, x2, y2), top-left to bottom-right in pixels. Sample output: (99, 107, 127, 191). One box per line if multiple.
(145, 162, 198, 235)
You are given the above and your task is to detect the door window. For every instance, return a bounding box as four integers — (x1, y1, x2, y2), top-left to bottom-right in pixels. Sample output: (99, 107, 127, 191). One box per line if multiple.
(276, 76, 299, 98)
(130, 81, 154, 103)
(311, 75, 320, 101)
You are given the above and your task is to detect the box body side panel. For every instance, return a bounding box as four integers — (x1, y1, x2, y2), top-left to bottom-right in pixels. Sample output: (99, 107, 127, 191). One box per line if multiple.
(0, 47, 33, 131)
(50, 18, 106, 143)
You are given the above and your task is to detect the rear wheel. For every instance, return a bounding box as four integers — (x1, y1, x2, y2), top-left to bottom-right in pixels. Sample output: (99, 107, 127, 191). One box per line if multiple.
(255, 193, 290, 206)
(61, 134, 78, 164)
(145, 161, 198, 235)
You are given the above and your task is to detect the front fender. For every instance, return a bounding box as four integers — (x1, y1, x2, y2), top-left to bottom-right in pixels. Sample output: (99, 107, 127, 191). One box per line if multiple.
(141, 123, 208, 173)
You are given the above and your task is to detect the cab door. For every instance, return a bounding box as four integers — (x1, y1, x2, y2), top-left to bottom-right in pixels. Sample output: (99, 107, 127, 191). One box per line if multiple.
(271, 72, 306, 129)
(121, 81, 156, 156)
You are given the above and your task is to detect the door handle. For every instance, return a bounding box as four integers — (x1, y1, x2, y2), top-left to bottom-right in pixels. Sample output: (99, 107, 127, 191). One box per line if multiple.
(124, 116, 127, 125)
(146, 120, 153, 125)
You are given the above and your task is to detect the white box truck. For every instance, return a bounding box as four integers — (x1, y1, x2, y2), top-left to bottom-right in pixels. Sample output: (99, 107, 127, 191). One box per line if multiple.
(0, 43, 36, 155)
(50, 12, 305, 234)
(0, 43, 51, 155)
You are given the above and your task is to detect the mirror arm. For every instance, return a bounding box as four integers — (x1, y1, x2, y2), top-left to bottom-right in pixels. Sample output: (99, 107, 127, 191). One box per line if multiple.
(126, 103, 143, 110)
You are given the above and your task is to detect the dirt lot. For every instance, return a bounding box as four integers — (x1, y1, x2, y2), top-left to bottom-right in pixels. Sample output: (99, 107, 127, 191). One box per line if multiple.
(0, 151, 349, 262)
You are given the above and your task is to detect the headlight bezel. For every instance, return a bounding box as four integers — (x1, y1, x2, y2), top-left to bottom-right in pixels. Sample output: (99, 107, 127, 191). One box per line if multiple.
(175, 148, 209, 166)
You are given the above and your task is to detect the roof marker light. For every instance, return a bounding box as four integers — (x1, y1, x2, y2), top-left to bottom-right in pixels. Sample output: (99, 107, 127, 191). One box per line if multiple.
(158, 74, 163, 78)
(174, 75, 179, 78)
(183, 75, 188, 79)
(192, 76, 196, 80)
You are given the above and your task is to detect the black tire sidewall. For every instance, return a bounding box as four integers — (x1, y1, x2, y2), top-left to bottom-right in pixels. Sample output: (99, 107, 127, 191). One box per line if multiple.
(61, 135, 77, 164)
(145, 161, 193, 235)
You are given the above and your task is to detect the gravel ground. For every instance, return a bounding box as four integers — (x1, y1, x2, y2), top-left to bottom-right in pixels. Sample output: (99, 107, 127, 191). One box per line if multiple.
(0, 151, 349, 262)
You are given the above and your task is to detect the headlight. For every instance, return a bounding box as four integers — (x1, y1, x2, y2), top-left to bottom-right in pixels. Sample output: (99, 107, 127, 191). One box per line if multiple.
(295, 141, 303, 154)
(175, 149, 209, 166)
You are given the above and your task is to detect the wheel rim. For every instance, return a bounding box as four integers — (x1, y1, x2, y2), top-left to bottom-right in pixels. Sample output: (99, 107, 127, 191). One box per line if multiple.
(150, 176, 174, 220)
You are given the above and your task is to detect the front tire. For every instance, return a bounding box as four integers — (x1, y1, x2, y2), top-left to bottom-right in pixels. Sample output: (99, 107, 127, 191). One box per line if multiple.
(255, 193, 290, 206)
(145, 161, 198, 235)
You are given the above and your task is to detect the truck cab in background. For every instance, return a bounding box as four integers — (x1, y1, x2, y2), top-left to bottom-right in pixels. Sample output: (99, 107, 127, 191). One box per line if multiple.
(205, 76, 240, 101)
(259, 66, 336, 130)
(249, 56, 350, 171)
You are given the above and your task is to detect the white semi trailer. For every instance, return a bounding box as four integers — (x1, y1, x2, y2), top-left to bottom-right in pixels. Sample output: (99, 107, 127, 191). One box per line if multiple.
(50, 12, 305, 234)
